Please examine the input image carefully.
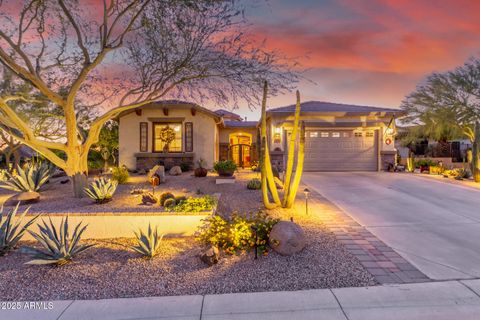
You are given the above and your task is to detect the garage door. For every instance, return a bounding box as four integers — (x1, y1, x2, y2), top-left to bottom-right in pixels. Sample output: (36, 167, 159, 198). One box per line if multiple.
(303, 129, 378, 171)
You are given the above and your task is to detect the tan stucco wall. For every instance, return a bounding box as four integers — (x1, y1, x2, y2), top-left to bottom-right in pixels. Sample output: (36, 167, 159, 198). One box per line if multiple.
(219, 127, 258, 144)
(119, 107, 218, 169)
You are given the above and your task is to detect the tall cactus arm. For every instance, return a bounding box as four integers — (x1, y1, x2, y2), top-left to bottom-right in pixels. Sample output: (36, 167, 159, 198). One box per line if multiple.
(285, 121, 305, 208)
(261, 137, 276, 209)
(260, 81, 281, 206)
(283, 90, 301, 206)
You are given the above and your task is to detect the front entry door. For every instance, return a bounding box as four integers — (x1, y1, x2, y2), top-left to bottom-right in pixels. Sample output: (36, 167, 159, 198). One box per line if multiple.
(231, 144, 251, 168)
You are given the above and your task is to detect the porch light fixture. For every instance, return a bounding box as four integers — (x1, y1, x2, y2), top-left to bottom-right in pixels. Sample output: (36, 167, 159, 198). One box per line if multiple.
(275, 127, 282, 134)
(304, 188, 310, 217)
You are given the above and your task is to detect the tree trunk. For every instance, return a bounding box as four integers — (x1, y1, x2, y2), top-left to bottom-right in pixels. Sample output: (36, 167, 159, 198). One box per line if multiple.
(473, 122, 480, 183)
(72, 172, 88, 198)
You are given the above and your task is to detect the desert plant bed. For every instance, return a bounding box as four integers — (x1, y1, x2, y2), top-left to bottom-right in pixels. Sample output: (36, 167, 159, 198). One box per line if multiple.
(0, 211, 376, 301)
(0, 172, 229, 214)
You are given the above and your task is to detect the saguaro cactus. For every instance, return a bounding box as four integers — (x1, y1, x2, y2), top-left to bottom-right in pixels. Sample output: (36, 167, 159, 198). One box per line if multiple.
(473, 121, 480, 182)
(283, 90, 301, 207)
(260, 82, 281, 207)
(260, 81, 305, 209)
(285, 121, 305, 208)
(406, 151, 414, 173)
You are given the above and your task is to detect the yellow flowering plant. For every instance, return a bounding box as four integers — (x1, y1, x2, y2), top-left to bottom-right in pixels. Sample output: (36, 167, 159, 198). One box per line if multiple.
(196, 211, 279, 255)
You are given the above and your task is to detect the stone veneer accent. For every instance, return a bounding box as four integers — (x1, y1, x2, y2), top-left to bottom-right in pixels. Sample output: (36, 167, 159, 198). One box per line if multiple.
(135, 152, 194, 170)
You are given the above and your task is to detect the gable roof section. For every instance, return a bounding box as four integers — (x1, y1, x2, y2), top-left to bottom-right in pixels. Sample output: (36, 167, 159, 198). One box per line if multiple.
(117, 100, 221, 121)
(223, 120, 258, 128)
(214, 109, 243, 121)
(267, 101, 402, 115)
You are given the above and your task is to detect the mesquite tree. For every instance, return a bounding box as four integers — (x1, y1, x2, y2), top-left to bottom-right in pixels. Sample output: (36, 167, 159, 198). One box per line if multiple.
(260, 81, 304, 209)
(0, 0, 297, 197)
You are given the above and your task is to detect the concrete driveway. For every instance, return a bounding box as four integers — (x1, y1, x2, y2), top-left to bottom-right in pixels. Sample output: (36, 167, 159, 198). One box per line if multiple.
(303, 172, 480, 280)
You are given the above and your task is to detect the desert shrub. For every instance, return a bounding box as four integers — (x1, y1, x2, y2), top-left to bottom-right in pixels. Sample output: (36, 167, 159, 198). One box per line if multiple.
(196, 211, 279, 255)
(429, 166, 445, 175)
(84, 177, 118, 203)
(159, 192, 175, 206)
(180, 162, 191, 172)
(174, 195, 187, 204)
(111, 166, 129, 184)
(415, 159, 438, 167)
(24, 216, 94, 265)
(0, 205, 41, 256)
(130, 224, 163, 258)
(168, 195, 217, 212)
(163, 198, 176, 208)
(247, 178, 261, 190)
(1, 162, 52, 192)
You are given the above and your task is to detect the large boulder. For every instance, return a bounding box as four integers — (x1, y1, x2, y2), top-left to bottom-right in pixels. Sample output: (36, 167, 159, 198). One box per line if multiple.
(5, 191, 40, 206)
(169, 166, 182, 176)
(147, 165, 166, 183)
(269, 221, 306, 256)
(200, 245, 220, 266)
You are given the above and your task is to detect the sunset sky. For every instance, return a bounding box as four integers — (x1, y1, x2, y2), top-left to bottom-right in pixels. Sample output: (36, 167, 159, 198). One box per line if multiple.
(235, 0, 480, 120)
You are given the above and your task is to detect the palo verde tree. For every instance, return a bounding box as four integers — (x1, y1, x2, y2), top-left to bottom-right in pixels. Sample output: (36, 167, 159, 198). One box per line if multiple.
(0, 0, 297, 197)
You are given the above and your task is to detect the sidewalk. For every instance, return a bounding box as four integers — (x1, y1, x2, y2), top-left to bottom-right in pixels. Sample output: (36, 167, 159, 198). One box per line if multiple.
(3, 280, 480, 320)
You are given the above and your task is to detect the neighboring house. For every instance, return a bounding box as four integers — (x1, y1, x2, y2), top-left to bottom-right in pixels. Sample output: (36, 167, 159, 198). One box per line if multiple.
(118, 100, 401, 171)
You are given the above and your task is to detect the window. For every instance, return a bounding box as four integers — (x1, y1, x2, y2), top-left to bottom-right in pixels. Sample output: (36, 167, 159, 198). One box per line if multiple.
(309, 132, 318, 138)
(139, 122, 148, 152)
(343, 132, 350, 138)
(332, 132, 340, 138)
(153, 123, 183, 152)
(366, 131, 374, 137)
(185, 122, 193, 152)
(354, 132, 363, 137)
(321, 132, 329, 138)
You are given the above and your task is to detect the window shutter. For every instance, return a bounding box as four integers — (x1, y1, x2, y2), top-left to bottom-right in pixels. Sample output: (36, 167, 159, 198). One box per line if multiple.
(185, 122, 193, 152)
(139, 122, 148, 152)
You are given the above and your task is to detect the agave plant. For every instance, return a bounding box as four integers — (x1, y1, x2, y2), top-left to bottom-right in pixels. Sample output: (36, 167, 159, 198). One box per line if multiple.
(0, 204, 41, 256)
(84, 177, 118, 203)
(24, 216, 94, 265)
(130, 224, 164, 258)
(1, 162, 52, 192)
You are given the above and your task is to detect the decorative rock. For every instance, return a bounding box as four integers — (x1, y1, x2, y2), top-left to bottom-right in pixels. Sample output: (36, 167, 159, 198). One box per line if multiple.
(147, 165, 166, 183)
(141, 192, 157, 205)
(200, 245, 220, 266)
(5, 191, 40, 206)
(169, 166, 182, 176)
(269, 221, 306, 256)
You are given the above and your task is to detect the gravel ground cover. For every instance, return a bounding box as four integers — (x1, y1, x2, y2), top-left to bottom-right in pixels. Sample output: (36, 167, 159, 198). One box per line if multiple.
(0, 170, 264, 214)
(0, 170, 377, 300)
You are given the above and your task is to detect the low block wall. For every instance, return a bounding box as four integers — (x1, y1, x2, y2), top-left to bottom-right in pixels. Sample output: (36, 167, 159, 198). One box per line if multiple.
(21, 213, 210, 240)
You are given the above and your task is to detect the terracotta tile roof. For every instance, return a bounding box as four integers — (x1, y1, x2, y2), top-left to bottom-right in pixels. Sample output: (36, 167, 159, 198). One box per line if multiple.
(267, 101, 401, 114)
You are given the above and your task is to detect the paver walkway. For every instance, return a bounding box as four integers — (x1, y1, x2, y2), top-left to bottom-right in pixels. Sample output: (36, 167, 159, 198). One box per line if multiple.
(304, 188, 429, 284)
(3, 280, 480, 319)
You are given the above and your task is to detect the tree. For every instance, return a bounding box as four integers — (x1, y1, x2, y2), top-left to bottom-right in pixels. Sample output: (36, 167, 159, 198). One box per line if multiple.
(0, 0, 297, 197)
(401, 57, 480, 142)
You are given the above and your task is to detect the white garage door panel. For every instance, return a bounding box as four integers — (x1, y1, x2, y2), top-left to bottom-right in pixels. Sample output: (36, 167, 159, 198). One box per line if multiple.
(304, 129, 378, 171)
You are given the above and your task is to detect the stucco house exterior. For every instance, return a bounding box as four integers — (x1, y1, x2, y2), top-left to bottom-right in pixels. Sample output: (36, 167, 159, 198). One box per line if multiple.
(118, 100, 401, 171)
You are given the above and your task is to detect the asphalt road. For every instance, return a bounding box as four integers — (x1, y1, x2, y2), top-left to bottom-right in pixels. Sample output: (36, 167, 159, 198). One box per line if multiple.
(303, 172, 480, 280)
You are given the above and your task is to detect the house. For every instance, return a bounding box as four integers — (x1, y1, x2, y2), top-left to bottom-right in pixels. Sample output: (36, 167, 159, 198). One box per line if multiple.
(118, 100, 402, 171)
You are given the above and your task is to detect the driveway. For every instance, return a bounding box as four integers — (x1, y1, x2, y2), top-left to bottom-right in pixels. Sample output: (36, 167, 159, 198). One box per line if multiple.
(303, 172, 480, 280)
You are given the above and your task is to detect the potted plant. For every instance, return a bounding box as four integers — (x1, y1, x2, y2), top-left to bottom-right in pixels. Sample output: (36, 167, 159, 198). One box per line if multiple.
(194, 159, 208, 177)
(415, 159, 437, 173)
(213, 160, 237, 177)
